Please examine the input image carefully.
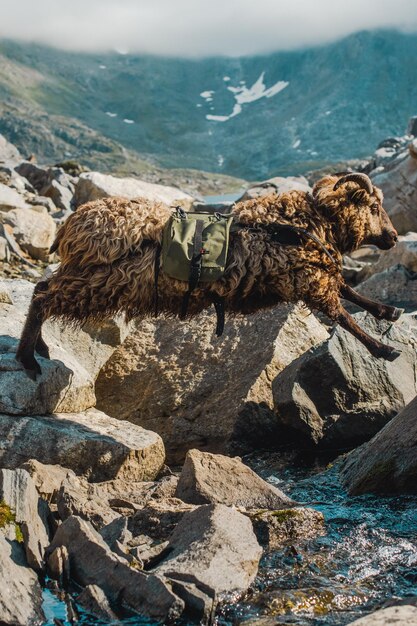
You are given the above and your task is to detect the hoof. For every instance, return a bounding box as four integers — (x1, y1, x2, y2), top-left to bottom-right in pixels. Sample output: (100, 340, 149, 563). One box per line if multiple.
(385, 348, 402, 362)
(373, 347, 402, 361)
(15, 354, 42, 380)
(389, 307, 405, 322)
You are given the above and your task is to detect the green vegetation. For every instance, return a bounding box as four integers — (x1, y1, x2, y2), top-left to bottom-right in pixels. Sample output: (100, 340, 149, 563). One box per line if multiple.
(0, 499, 24, 543)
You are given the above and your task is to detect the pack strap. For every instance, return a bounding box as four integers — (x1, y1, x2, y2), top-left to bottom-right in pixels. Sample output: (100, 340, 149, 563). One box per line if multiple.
(154, 244, 161, 317)
(180, 219, 205, 319)
(211, 294, 225, 337)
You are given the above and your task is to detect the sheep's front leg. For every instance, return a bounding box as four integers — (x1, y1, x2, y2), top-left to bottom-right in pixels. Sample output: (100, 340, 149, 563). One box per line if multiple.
(305, 278, 401, 361)
(340, 284, 404, 322)
(335, 307, 401, 361)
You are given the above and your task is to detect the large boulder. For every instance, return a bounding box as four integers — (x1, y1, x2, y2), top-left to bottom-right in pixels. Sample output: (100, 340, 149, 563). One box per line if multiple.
(238, 176, 311, 201)
(0, 469, 50, 571)
(347, 605, 417, 625)
(47, 515, 185, 622)
(0, 533, 45, 626)
(153, 504, 262, 596)
(95, 305, 328, 463)
(0, 207, 56, 261)
(372, 154, 417, 234)
(273, 313, 417, 448)
(0, 409, 165, 482)
(73, 171, 193, 208)
(340, 395, 417, 495)
(0, 182, 31, 211)
(176, 449, 294, 509)
(354, 265, 417, 313)
(0, 279, 130, 414)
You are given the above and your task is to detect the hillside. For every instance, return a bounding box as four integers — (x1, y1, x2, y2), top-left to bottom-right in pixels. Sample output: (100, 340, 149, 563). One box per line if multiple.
(0, 30, 416, 181)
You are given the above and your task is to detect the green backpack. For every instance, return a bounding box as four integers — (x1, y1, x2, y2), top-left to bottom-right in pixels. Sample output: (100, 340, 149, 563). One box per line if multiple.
(158, 207, 234, 334)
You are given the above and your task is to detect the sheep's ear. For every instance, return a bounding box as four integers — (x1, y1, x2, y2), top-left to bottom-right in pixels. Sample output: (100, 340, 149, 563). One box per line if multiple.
(347, 189, 368, 205)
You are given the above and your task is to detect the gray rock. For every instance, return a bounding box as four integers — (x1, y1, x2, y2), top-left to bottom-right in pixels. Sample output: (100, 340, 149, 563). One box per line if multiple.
(176, 448, 294, 509)
(0, 236, 8, 261)
(47, 545, 70, 585)
(347, 605, 417, 624)
(77, 585, 119, 622)
(57, 474, 121, 529)
(99, 515, 131, 545)
(129, 498, 196, 541)
(20, 459, 75, 502)
(0, 278, 131, 415)
(0, 468, 50, 571)
(372, 154, 417, 234)
(273, 313, 417, 447)
(248, 507, 325, 549)
(0, 182, 31, 211)
(96, 305, 328, 463)
(0, 533, 45, 625)
(15, 163, 75, 211)
(26, 194, 56, 212)
(74, 171, 192, 208)
(153, 504, 262, 597)
(0, 409, 165, 482)
(356, 233, 417, 283)
(238, 176, 311, 201)
(0, 134, 21, 162)
(353, 265, 417, 313)
(47, 515, 185, 621)
(0, 207, 56, 261)
(340, 395, 417, 495)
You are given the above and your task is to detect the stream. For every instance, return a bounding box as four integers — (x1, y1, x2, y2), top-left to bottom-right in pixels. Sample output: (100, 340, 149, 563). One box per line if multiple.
(42, 448, 417, 626)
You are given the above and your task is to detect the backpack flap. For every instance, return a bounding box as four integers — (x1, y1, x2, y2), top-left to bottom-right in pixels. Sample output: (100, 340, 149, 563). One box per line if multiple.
(161, 211, 234, 283)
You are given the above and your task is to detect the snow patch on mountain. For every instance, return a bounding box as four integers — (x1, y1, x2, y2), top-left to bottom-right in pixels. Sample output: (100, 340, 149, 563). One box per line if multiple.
(204, 72, 289, 123)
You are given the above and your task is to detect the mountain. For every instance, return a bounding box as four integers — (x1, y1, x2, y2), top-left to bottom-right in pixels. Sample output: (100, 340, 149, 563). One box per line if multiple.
(0, 30, 416, 181)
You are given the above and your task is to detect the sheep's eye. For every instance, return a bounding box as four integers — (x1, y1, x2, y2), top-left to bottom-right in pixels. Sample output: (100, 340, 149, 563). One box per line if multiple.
(371, 202, 380, 214)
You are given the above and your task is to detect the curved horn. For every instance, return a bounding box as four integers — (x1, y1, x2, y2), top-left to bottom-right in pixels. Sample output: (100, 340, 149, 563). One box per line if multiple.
(333, 173, 373, 194)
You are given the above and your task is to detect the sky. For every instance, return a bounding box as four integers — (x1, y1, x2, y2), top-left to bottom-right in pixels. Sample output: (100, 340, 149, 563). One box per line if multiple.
(1, 0, 417, 57)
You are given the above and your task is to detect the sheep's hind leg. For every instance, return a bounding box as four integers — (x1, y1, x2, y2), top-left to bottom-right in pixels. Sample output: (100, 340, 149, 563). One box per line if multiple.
(16, 281, 49, 380)
(340, 284, 404, 322)
(336, 307, 401, 361)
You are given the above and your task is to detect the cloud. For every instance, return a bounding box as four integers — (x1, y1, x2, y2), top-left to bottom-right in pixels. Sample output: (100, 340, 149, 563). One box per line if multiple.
(1, 0, 417, 57)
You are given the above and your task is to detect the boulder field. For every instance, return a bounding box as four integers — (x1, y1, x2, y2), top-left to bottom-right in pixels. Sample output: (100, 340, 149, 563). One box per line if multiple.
(1, 126, 417, 624)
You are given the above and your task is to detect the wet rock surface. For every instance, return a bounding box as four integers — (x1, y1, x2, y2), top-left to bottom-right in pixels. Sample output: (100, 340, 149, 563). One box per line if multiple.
(340, 395, 417, 495)
(249, 507, 326, 549)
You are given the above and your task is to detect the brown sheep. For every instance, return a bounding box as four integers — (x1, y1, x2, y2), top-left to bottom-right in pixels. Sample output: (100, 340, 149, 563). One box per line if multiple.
(16, 172, 401, 379)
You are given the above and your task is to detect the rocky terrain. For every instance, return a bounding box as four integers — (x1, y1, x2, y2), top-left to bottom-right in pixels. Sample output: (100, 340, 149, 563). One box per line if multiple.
(0, 120, 417, 625)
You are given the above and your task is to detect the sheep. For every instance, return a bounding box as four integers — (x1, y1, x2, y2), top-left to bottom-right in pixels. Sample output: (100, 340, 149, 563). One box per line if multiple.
(16, 172, 402, 379)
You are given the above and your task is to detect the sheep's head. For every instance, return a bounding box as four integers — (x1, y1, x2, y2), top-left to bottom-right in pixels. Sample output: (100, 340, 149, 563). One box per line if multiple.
(312, 173, 398, 253)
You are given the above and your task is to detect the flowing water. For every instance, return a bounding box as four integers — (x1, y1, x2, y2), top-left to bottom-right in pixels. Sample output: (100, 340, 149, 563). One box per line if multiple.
(42, 448, 417, 626)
